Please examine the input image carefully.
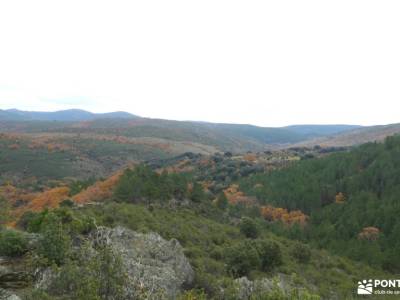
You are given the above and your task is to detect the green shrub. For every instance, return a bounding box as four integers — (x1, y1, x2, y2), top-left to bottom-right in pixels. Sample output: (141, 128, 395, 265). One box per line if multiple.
(18, 210, 48, 233)
(239, 217, 259, 239)
(291, 242, 312, 264)
(216, 193, 228, 210)
(0, 196, 10, 227)
(225, 240, 261, 277)
(254, 239, 283, 271)
(59, 199, 75, 208)
(46, 244, 127, 300)
(0, 229, 28, 257)
(37, 215, 71, 266)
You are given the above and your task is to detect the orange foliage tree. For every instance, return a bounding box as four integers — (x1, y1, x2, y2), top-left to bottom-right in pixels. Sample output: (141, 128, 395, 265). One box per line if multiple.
(223, 184, 256, 206)
(335, 192, 346, 204)
(72, 171, 123, 204)
(358, 227, 380, 241)
(260, 205, 308, 226)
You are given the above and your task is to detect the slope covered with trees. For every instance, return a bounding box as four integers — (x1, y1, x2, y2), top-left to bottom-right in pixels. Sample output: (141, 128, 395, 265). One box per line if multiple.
(240, 135, 400, 272)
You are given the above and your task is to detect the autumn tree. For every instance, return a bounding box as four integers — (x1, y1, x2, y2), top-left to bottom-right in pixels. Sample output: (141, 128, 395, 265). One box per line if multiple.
(358, 227, 380, 241)
(335, 192, 346, 204)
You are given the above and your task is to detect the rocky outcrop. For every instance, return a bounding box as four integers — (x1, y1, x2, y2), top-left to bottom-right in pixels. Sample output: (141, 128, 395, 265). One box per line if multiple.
(0, 288, 20, 300)
(0, 257, 31, 291)
(234, 274, 292, 300)
(89, 226, 194, 299)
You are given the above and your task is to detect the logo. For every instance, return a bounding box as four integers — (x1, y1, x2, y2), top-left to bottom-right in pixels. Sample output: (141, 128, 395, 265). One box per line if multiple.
(358, 279, 373, 295)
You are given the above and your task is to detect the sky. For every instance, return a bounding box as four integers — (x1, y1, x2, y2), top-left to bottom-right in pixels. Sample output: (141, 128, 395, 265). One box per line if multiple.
(0, 1, 399, 127)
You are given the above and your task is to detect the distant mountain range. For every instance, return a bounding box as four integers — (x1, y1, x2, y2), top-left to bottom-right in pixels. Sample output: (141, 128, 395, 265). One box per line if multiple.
(0, 108, 364, 149)
(1, 108, 399, 150)
(0, 108, 138, 121)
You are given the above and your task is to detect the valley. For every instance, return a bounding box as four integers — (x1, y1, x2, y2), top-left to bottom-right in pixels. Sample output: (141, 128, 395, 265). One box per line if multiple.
(0, 110, 399, 299)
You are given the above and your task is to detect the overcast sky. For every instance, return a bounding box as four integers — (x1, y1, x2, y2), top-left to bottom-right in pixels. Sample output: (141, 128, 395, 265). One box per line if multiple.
(0, 1, 399, 127)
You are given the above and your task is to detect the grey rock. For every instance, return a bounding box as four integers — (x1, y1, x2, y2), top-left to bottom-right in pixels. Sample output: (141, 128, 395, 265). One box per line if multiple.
(234, 275, 289, 300)
(0, 288, 20, 300)
(235, 277, 254, 300)
(90, 226, 194, 299)
(0, 257, 32, 290)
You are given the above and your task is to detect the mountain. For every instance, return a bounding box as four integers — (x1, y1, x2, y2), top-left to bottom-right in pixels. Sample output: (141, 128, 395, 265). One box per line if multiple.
(284, 124, 362, 138)
(0, 109, 362, 150)
(0, 108, 138, 121)
(291, 123, 400, 148)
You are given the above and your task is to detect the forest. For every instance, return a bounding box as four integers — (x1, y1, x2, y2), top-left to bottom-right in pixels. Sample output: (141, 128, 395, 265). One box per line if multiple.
(240, 135, 400, 272)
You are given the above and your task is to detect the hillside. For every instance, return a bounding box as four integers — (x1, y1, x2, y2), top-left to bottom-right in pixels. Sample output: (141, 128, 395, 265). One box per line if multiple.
(291, 123, 400, 148)
(0, 159, 391, 299)
(0, 109, 361, 149)
(239, 135, 400, 272)
(1, 109, 399, 298)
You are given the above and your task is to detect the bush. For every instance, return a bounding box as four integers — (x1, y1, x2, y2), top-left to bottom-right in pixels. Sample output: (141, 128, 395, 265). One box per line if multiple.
(18, 210, 49, 233)
(239, 217, 259, 239)
(60, 199, 75, 208)
(225, 241, 261, 277)
(0, 197, 10, 227)
(254, 240, 283, 271)
(46, 244, 127, 300)
(37, 215, 72, 265)
(216, 193, 228, 210)
(291, 242, 311, 264)
(0, 229, 28, 257)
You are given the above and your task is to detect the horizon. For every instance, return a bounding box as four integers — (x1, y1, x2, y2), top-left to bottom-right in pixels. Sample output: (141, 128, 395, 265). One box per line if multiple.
(0, 107, 382, 128)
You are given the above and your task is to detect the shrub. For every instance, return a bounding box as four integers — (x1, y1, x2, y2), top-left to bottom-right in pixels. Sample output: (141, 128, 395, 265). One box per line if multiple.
(37, 215, 72, 265)
(239, 217, 259, 239)
(0, 229, 28, 257)
(190, 182, 206, 203)
(253, 239, 283, 271)
(46, 244, 127, 300)
(216, 193, 228, 210)
(60, 199, 75, 208)
(225, 241, 261, 277)
(0, 197, 10, 227)
(18, 210, 49, 233)
(291, 242, 311, 264)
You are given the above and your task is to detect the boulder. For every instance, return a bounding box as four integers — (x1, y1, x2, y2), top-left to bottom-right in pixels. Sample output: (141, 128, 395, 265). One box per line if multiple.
(34, 226, 194, 299)
(234, 274, 291, 300)
(0, 288, 20, 300)
(89, 226, 194, 299)
(0, 257, 31, 290)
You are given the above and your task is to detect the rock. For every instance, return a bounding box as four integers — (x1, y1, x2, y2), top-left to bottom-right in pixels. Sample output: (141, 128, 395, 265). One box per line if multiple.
(234, 275, 290, 300)
(235, 277, 254, 299)
(0, 288, 20, 300)
(90, 226, 194, 299)
(0, 257, 32, 290)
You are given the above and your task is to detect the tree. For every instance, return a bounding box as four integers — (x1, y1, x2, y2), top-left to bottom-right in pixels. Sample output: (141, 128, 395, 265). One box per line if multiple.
(216, 193, 228, 210)
(239, 217, 259, 239)
(38, 214, 72, 265)
(190, 182, 205, 203)
(335, 192, 346, 204)
(254, 240, 282, 271)
(291, 242, 311, 263)
(0, 229, 28, 257)
(0, 196, 10, 227)
(226, 241, 261, 277)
